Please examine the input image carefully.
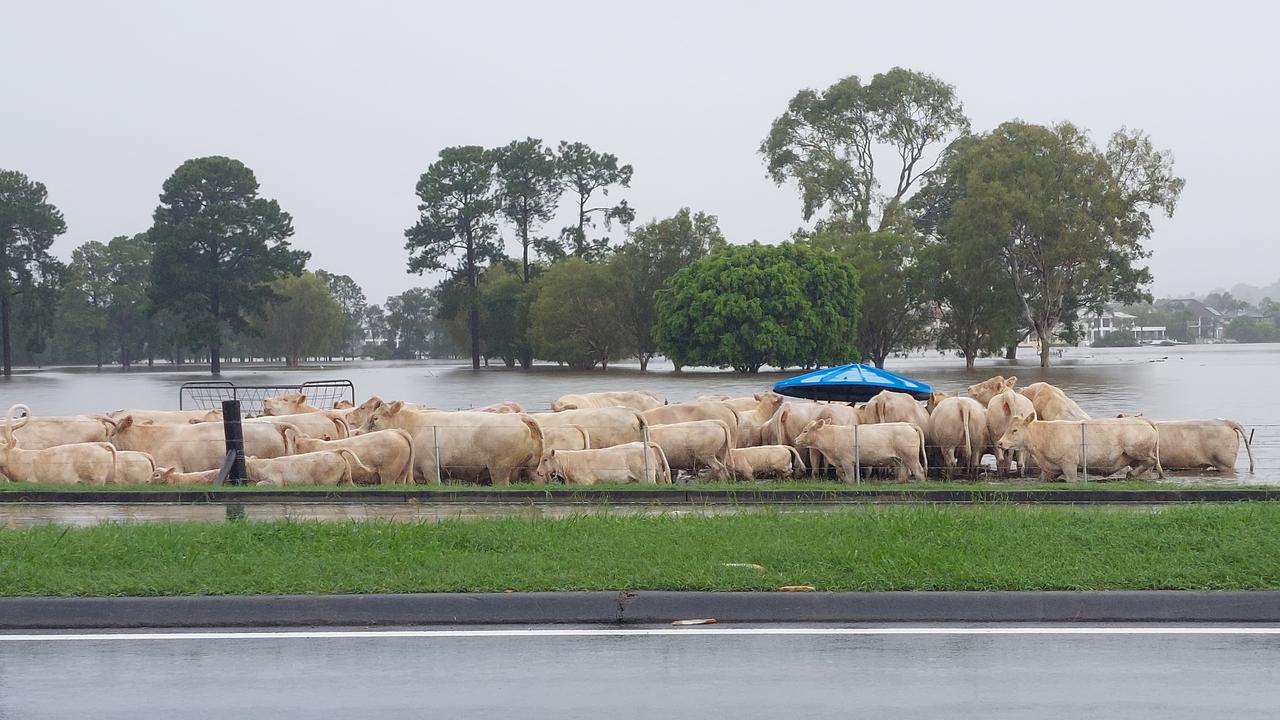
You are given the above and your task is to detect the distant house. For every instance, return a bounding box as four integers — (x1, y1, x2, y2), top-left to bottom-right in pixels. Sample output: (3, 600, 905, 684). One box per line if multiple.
(1162, 299, 1225, 341)
(1078, 309, 1136, 345)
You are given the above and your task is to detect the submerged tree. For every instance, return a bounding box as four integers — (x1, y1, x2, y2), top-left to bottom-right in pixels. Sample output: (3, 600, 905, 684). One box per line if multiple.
(404, 146, 501, 369)
(612, 208, 726, 371)
(0, 169, 66, 376)
(528, 257, 631, 370)
(147, 156, 307, 375)
(252, 272, 344, 367)
(932, 122, 1184, 366)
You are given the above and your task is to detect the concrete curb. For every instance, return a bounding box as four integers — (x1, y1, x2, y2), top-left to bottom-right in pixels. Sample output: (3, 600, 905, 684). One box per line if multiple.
(3, 591, 1279, 629)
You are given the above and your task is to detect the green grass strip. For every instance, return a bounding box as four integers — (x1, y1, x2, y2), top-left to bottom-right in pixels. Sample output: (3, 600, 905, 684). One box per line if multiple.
(2, 505, 1280, 595)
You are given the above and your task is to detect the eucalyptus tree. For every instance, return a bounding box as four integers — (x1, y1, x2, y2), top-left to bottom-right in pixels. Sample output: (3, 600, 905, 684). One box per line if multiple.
(761, 67, 968, 230)
(494, 138, 562, 282)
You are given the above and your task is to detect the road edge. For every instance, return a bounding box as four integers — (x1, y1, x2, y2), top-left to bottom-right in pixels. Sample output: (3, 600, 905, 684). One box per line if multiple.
(3, 591, 1280, 629)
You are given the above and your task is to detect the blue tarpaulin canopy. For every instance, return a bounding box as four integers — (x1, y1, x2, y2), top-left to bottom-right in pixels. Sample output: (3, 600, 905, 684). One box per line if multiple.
(772, 363, 934, 403)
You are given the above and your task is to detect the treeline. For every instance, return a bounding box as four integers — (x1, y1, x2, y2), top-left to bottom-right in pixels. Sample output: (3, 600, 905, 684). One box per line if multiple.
(0, 66, 1186, 376)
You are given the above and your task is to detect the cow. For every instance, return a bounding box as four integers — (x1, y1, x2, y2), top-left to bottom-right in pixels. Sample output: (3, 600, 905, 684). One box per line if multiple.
(642, 402, 739, 448)
(113, 450, 158, 484)
(247, 412, 349, 440)
(478, 401, 526, 413)
(1116, 416, 1255, 474)
(727, 445, 806, 482)
(109, 415, 292, 472)
(732, 393, 786, 447)
(997, 416, 1161, 482)
(246, 449, 372, 486)
(261, 392, 321, 416)
(927, 395, 988, 476)
(290, 428, 416, 485)
(646, 419, 733, 481)
(1019, 382, 1090, 421)
(108, 409, 223, 425)
(534, 442, 671, 485)
(551, 391, 665, 412)
(541, 425, 592, 452)
(793, 419, 927, 483)
(340, 397, 433, 433)
(5, 404, 115, 450)
(362, 403, 543, 485)
(529, 408, 647, 449)
(925, 390, 961, 413)
(150, 467, 220, 486)
(1, 416, 117, 485)
(859, 390, 931, 430)
(967, 376, 1017, 406)
(987, 389, 1037, 475)
(763, 402, 827, 471)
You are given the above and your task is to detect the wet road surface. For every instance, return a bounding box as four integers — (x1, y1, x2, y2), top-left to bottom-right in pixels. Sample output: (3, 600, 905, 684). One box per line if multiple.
(3, 625, 1279, 719)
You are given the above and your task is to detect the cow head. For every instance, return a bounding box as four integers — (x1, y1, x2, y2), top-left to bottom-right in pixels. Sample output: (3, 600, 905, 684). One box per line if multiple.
(997, 414, 1033, 452)
(111, 415, 135, 439)
(927, 391, 958, 413)
(967, 376, 1016, 406)
(363, 399, 403, 433)
(756, 392, 784, 417)
(793, 418, 828, 449)
(346, 396, 385, 432)
(262, 392, 308, 417)
(334, 400, 354, 410)
(150, 467, 178, 485)
(534, 449, 559, 483)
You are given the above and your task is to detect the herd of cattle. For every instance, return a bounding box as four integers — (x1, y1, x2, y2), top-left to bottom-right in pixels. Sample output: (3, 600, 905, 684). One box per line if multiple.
(0, 375, 1256, 486)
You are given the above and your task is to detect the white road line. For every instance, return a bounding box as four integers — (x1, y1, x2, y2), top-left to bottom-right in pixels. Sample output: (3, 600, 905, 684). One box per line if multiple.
(4, 627, 1280, 642)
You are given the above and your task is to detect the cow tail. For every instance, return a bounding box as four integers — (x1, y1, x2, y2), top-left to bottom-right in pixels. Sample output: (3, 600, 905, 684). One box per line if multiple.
(331, 415, 351, 439)
(1224, 419, 1255, 473)
(102, 442, 117, 485)
(632, 410, 648, 448)
(519, 414, 544, 454)
(577, 425, 591, 450)
(395, 429, 416, 485)
(280, 425, 298, 455)
(716, 420, 732, 466)
(915, 423, 928, 477)
(335, 448, 371, 485)
(960, 402, 972, 467)
(95, 415, 118, 439)
(648, 441, 672, 484)
(787, 444, 806, 474)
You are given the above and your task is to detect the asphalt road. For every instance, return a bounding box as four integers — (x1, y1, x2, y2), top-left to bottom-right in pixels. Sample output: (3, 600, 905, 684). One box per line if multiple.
(2, 626, 1278, 719)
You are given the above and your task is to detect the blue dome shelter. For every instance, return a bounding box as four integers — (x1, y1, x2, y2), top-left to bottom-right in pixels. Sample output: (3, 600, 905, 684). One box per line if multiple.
(771, 363, 933, 403)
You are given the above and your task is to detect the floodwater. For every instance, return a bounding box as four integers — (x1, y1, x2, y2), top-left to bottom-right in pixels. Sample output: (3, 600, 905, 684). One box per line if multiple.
(1, 343, 1277, 470)
(4, 627, 1280, 718)
(3, 344, 1277, 420)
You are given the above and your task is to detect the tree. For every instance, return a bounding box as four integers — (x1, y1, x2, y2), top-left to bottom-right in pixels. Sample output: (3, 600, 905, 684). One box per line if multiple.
(57, 241, 113, 367)
(932, 122, 1184, 367)
(612, 208, 726, 371)
(761, 67, 968, 231)
(529, 258, 632, 370)
(250, 272, 344, 367)
(555, 141, 634, 259)
(404, 146, 501, 369)
(1204, 291, 1249, 315)
(494, 138, 562, 283)
(106, 234, 152, 368)
(0, 169, 66, 376)
(315, 270, 367, 359)
(361, 304, 391, 358)
(147, 156, 307, 375)
(384, 288, 437, 359)
(1226, 316, 1280, 343)
(477, 265, 529, 367)
(655, 243, 861, 373)
(805, 214, 931, 368)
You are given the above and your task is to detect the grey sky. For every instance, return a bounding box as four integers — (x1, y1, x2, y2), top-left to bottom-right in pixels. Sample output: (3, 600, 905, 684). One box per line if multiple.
(4, 0, 1274, 303)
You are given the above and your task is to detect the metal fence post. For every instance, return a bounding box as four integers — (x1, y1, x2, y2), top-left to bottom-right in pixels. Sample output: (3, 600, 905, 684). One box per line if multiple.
(854, 424, 861, 486)
(433, 425, 442, 484)
(1080, 422, 1088, 483)
(221, 400, 248, 485)
(642, 425, 652, 484)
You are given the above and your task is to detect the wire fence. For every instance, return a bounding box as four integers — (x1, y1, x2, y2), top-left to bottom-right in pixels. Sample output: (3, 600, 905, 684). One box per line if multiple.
(1, 413, 1277, 487)
(179, 380, 355, 416)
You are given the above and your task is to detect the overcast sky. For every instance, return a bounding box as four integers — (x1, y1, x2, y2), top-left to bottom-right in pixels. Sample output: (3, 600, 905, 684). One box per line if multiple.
(4, 0, 1274, 302)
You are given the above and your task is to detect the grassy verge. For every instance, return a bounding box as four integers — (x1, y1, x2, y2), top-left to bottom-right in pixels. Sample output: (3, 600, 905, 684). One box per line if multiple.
(2, 504, 1279, 595)
(0, 478, 1272, 494)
